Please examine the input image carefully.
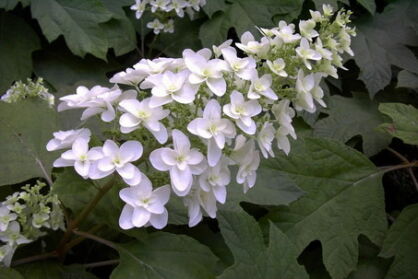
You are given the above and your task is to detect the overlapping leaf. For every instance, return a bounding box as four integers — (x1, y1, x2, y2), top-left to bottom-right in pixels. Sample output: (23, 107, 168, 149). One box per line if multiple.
(217, 209, 309, 279)
(313, 93, 391, 156)
(378, 103, 418, 145)
(265, 137, 387, 279)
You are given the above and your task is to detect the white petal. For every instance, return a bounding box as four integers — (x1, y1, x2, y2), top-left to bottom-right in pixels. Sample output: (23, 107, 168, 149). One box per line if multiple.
(117, 163, 136, 179)
(149, 209, 168, 229)
(170, 166, 192, 194)
(213, 186, 227, 204)
(148, 124, 168, 144)
(123, 167, 142, 186)
(120, 141, 143, 162)
(206, 78, 226, 96)
(132, 207, 151, 227)
(74, 161, 90, 178)
(119, 205, 134, 230)
(53, 158, 73, 168)
(150, 148, 171, 171)
(207, 139, 221, 167)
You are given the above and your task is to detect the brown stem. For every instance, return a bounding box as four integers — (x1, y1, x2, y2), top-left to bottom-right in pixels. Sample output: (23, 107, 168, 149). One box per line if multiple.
(380, 161, 418, 173)
(12, 251, 58, 267)
(84, 259, 119, 269)
(387, 147, 409, 163)
(62, 224, 103, 255)
(72, 230, 118, 251)
(56, 176, 116, 257)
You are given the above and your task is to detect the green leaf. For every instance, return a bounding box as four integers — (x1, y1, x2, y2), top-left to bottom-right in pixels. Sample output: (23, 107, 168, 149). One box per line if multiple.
(111, 232, 218, 279)
(378, 103, 418, 145)
(352, 0, 418, 97)
(357, 0, 376, 14)
(0, 99, 58, 186)
(100, 0, 137, 56)
(313, 93, 392, 156)
(379, 204, 418, 279)
(397, 70, 418, 89)
(199, 0, 302, 47)
(0, 0, 30, 10)
(52, 169, 123, 228)
(202, 0, 227, 17)
(266, 137, 387, 279)
(0, 12, 40, 92)
(217, 209, 309, 279)
(16, 262, 98, 279)
(31, 0, 113, 60)
(0, 267, 24, 279)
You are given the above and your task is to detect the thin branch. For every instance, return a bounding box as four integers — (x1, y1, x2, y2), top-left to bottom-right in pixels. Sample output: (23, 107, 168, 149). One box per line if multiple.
(407, 168, 418, 192)
(84, 259, 119, 269)
(62, 224, 103, 254)
(72, 230, 118, 251)
(387, 147, 409, 163)
(380, 161, 418, 173)
(12, 251, 57, 267)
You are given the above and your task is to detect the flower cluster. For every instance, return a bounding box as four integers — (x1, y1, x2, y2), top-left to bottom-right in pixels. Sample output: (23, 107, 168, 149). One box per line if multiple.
(50, 5, 355, 228)
(0, 181, 64, 266)
(130, 0, 207, 34)
(1, 78, 54, 107)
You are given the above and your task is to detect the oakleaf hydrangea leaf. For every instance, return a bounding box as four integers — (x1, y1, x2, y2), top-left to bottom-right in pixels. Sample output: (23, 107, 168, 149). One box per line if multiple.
(379, 204, 418, 279)
(378, 103, 418, 145)
(217, 209, 309, 279)
(266, 137, 387, 279)
(313, 93, 392, 156)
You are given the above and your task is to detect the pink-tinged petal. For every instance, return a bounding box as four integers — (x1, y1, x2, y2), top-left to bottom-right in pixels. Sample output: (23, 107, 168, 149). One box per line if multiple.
(53, 158, 73, 168)
(237, 119, 256, 135)
(123, 167, 142, 186)
(148, 124, 168, 144)
(149, 209, 168, 229)
(120, 113, 140, 128)
(206, 78, 226, 96)
(170, 166, 192, 194)
(119, 205, 134, 230)
(132, 207, 151, 227)
(61, 150, 76, 161)
(203, 99, 221, 119)
(213, 186, 227, 204)
(120, 141, 143, 162)
(207, 139, 221, 167)
(153, 185, 170, 205)
(119, 99, 141, 115)
(150, 148, 171, 171)
(89, 163, 113, 180)
(98, 157, 115, 172)
(74, 161, 90, 178)
(119, 187, 139, 206)
(172, 129, 190, 154)
(149, 96, 172, 108)
(81, 107, 103, 121)
(102, 140, 119, 157)
(117, 163, 136, 179)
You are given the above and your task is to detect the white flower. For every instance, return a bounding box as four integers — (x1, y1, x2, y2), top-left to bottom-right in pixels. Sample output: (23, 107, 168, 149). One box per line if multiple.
(183, 182, 217, 227)
(310, 10, 323, 22)
(236, 31, 269, 57)
(273, 21, 301, 43)
(198, 158, 230, 204)
(299, 19, 319, 41)
(169, 0, 187, 17)
(223, 91, 262, 135)
(230, 136, 260, 193)
(46, 128, 91, 151)
(109, 68, 148, 85)
(142, 70, 198, 107)
(314, 38, 333, 60)
(150, 129, 204, 196)
(119, 174, 170, 229)
(311, 73, 326, 108)
(90, 140, 143, 186)
(323, 4, 334, 17)
(163, 19, 175, 33)
(0, 243, 15, 267)
(147, 18, 165, 34)
(150, 0, 170, 12)
(248, 74, 278, 100)
(0, 221, 31, 246)
(294, 69, 315, 112)
(296, 38, 322, 70)
(221, 46, 257, 80)
(272, 100, 296, 155)
(53, 137, 103, 179)
(119, 98, 170, 143)
(188, 99, 236, 166)
(130, 0, 148, 19)
(213, 39, 232, 58)
(134, 58, 173, 75)
(0, 205, 17, 232)
(257, 122, 275, 158)
(266, 58, 287, 77)
(183, 49, 228, 96)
